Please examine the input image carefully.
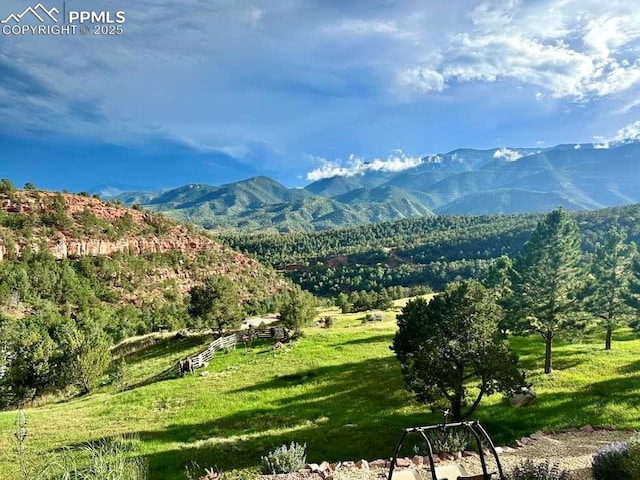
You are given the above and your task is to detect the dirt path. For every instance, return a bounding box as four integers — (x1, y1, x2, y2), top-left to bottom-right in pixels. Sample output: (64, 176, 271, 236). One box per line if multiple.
(457, 429, 636, 480)
(260, 429, 637, 480)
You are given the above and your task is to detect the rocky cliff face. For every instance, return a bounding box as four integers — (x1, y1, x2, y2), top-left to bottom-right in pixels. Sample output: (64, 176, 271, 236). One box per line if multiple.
(0, 191, 254, 264)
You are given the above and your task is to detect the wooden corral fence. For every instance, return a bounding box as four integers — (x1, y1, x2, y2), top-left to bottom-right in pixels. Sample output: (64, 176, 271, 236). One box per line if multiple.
(177, 327, 288, 375)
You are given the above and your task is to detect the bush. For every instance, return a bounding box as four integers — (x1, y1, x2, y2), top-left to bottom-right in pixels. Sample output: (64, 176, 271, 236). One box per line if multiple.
(628, 439, 640, 480)
(55, 436, 147, 479)
(261, 441, 307, 474)
(508, 459, 571, 480)
(413, 429, 473, 455)
(592, 442, 630, 480)
(110, 358, 128, 392)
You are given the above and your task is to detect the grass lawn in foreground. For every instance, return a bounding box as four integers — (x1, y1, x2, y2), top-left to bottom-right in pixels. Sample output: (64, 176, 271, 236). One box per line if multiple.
(0, 301, 639, 479)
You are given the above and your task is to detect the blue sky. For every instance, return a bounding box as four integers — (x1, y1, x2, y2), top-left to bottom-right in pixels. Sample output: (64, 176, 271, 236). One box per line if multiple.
(1, 0, 640, 191)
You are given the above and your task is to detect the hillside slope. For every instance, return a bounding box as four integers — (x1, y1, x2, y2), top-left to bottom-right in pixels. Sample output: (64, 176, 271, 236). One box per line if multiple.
(0, 189, 288, 323)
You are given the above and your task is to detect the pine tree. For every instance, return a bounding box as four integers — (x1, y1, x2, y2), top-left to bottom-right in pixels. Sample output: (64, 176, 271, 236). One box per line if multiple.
(188, 276, 243, 334)
(392, 280, 523, 421)
(584, 227, 636, 350)
(509, 208, 584, 374)
(279, 287, 316, 333)
(625, 254, 640, 331)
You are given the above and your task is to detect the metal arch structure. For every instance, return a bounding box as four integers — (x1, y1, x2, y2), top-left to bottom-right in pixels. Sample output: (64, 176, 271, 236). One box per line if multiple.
(387, 420, 506, 480)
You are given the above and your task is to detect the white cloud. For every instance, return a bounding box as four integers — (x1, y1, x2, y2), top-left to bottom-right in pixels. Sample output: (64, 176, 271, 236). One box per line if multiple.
(324, 19, 402, 37)
(397, 67, 446, 94)
(306, 151, 423, 181)
(612, 120, 640, 142)
(395, 0, 640, 102)
(593, 135, 610, 148)
(493, 147, 523, 161)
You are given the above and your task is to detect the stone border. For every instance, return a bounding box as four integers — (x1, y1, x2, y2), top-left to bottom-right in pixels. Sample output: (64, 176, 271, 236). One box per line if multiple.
(297, 424, 633, 479)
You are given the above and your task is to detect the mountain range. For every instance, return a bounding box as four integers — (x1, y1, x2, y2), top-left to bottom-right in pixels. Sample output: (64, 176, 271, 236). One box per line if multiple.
(109, 140, 640, 232)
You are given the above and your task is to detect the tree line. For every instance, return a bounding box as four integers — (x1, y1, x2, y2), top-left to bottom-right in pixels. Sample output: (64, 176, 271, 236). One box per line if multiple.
(393, 207, 640, 422)
(219, 204, 640, 296)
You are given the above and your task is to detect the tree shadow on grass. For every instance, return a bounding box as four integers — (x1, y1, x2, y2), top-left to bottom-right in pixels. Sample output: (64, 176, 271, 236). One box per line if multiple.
(475, 368, 640, 444)
(335, 333, 395, 347)
(134, 366, 639, 480)
(127, 357, 432, 479)
(77, 347, 640, 480)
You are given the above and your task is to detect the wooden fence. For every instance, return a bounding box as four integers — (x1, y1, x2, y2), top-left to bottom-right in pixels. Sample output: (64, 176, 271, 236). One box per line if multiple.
(177, 327, 288, 375)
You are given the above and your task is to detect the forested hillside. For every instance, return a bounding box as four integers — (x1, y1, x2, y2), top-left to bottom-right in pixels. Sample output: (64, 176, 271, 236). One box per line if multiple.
(219, 204, 640, 296)
(113, 141, 640, 232)
(0, 182, 289, 407)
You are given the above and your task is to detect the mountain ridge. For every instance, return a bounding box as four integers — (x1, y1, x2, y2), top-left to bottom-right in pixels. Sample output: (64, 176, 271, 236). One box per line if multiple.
(111, 140, 640, 231)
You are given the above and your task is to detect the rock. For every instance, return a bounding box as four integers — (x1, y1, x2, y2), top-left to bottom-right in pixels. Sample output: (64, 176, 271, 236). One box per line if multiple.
(463, 451, 479, 458)
(355, 459, 369, 470)
(580, 424, 594, 432)
(412, 455, 424, 466)
(369, 460, 387, 468)
(520, 437, 531, 445)
(298, 468, 312, 474)
(530, 432, 545, 440)
(431, 455, 440, 464)
(453, 451, 463, 460)
(318, 461, 331, 472)
(329, 462, 341, 471)
(511, 439, 525, 448)
(494, 446, 503, 454)
(342, 461, 355, 469)
(441, 453, 454, 462)
(509, 387, 537, 407)
(396, 458, 411, 468)
(305, 463, 320, 472)
(501, 446, 516, 453)
(200, 371, 209, 377)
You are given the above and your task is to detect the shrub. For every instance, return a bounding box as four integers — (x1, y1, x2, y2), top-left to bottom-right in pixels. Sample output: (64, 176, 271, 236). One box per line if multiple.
(261, 441, 307, 474)
(110, 358, 129, 392)
(592, 442, 630, 480)
(624, 438, 640, 480)
(0, 178, 16, 195)
(418, 429, 473, 455)
(55, 436, 147, 479)
(323, 316, 334, 328)
(508, 459, 571, 480)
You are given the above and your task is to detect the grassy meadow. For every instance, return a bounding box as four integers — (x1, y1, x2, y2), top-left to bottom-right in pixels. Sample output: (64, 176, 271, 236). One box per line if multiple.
(1, 297, 639, 479)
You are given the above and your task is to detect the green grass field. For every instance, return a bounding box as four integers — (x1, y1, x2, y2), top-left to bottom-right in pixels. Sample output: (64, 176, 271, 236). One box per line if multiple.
(1, 299, 639, 479)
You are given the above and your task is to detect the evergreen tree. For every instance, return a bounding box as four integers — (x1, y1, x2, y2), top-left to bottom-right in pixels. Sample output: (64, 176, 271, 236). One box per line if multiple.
(188, 276, 243, 334)
(392, 280, 523, 421)
(335, 292, 351, 313)
(625, 254, 640, 331)
(508, 208, 584, 374)
(584, 228, 636, 350)
(279, 287, 316, 333)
